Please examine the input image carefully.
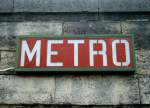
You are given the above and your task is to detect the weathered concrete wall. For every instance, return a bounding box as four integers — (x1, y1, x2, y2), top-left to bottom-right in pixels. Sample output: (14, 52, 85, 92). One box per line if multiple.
(0, 0, 150, 107)
(1, 0, 150, 13)
(0, 13, 150, 106)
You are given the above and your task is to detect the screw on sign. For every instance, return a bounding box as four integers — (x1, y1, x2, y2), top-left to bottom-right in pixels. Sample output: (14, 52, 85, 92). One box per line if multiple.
(16, 35, 136, 72)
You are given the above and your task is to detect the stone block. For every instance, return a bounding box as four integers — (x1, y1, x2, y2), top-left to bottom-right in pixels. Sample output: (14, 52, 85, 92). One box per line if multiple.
(63, 21, 121, 35)
(0, 51, 15, 72)
(0, 22, 62, 48)
(139, 76, 150, 104)
(100, 0, 150, 12)
(121, 21, 150, 50)
(55, 75, 140, 105)
(0, 75, 55, 104)
(136, 50, 150, 75)
(14, 0, 98, 12)
(0, 0, 13, 12)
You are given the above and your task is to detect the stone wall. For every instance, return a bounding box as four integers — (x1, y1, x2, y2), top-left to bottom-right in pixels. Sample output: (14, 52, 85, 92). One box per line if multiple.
(0, 0, 150, 107)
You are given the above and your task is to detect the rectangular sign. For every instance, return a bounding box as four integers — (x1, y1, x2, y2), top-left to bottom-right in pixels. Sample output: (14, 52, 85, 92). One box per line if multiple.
(16, 34, 136, 72)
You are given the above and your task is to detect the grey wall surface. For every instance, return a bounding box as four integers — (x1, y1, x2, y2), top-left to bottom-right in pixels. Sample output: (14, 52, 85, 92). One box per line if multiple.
(0, 0, 150, 108)
(1, 13, 150, 106)
(1, 0, 150, 12)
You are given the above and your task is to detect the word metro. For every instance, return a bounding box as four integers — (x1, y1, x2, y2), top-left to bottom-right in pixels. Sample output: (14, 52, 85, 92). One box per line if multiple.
(16, 35, 135, 72)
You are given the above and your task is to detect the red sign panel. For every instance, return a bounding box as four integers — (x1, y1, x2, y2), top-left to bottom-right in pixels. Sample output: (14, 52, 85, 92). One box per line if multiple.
(16, 35, 136, 72)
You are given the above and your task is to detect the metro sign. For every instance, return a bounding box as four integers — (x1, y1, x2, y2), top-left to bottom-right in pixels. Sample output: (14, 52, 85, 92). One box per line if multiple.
(16, 35, 136, 72)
